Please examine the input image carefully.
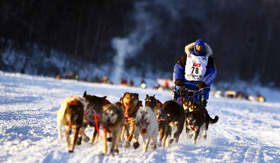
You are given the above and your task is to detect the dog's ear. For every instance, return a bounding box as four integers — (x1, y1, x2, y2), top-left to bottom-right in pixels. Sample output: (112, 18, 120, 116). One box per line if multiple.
(153, 95, 155, 98)
(102, 96, 107, 99)
(146, 94, 149, 98)
(83, 91, 87, 97)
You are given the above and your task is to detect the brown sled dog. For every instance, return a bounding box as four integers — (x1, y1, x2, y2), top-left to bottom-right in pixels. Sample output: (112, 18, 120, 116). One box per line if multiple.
(56, 96, 85, 152)
(162, 100, 185, 144)
(145, 95, 171, 147)
(120, 92, 142, 147)
(83, 91, 111, 144)
(185, 101, 219, 144)
(100, 104, 124, 155)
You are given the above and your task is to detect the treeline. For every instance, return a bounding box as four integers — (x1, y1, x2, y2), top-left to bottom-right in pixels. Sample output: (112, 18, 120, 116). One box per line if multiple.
(0, 0, 280, 85)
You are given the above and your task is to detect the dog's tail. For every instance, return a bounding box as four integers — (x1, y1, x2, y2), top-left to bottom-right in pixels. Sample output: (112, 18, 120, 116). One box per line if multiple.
(209, 115, 219, 124)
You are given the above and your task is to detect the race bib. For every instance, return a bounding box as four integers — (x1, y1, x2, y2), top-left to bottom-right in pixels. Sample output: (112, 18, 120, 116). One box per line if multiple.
(184, 53, 208, 81)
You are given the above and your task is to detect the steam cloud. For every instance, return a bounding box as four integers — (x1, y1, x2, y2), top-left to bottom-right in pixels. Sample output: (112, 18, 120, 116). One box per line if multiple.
(110, 0, 190, 83)
(111, 1, 158, 83)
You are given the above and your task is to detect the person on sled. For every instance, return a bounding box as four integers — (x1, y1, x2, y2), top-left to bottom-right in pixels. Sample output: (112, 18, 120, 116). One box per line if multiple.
(173, 39, 217, 110)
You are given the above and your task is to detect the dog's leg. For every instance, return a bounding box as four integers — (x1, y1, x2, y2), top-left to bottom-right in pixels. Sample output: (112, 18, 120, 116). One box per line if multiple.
(76, 126, 85, 145)
(114, 128, 122, 154)
(120, 125, 125, 142)
(162, 126, 169, 147)
(158, 127, 164, 147)
(151, 134, 157, 150)
(185, 124, 193, 139)
(164, 125, 172, 147)
(174, 118, 185, 143)
(120, 124, 128, 144)
(128, 119, 135, 142)
(81, 123, 90, 142)
(109, 131, 116, 156)
(142, 135, 150, 152)
(162, 133, 168, 147)
(90, 128, 98, 144)
(70, 126, 79, 152)
(202, 123, 208, 139)
(102, 129, 108, 155)
(132, 128, 140, 149)
(64, 126, 72, 152)
(57, 110, 63, 140)
(193, 127, 200, 144)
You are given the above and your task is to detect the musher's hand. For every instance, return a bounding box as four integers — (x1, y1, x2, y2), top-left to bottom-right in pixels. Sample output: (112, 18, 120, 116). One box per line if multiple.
(196, 81, 207, 89)
(176, 85, 186, 95)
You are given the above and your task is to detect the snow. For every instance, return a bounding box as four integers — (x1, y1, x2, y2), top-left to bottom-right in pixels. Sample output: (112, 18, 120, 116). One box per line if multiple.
(0, 71, 280, 163)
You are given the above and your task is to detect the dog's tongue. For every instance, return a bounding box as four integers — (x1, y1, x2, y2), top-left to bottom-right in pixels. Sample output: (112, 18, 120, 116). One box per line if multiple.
(124, 104, 131, 111)
(141, 128, 147, 134)
(191, 125, 195, 131)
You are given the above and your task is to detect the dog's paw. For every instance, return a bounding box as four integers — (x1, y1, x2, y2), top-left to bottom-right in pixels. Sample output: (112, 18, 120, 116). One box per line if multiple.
(108, 153, 115, 157)
(114, 149, 119, 154)
(169, 138, 174, 144)
(203, 135, 207, 139)
(107, 137, 112, 142)
(133, 142, 140, 149)
(76, 137, 82, 145)
(187, 133, 193, 139)
(151, 144, 157, 150)
(68, 150, 74, 153)
(82, 135, 90, 142)
(125, 142, 130, 148)
(193, 139, 197, 144)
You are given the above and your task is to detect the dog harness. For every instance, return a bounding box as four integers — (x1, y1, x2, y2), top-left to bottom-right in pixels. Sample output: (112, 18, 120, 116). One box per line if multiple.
(84, 109, 101, 136)
(68, 100, 78, 105)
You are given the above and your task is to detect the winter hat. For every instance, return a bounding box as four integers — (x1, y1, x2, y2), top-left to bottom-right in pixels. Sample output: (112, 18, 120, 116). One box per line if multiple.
(194, 39, 206, 55)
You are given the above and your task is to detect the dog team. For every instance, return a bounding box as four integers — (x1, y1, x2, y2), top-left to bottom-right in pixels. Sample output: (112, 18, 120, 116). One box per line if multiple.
(56, 91, 219, 155)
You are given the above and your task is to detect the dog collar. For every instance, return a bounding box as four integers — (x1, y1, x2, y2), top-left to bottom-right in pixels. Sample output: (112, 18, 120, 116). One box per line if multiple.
(158, 118, 166, 123)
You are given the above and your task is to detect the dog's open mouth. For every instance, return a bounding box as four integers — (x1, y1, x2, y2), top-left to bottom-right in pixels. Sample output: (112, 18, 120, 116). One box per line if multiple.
(138, 118, 149, 127)
(124, 103, 132, 109)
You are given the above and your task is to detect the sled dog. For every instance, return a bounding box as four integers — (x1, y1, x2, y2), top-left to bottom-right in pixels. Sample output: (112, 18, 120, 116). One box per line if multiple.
(100, 104, 124, 155)
(161, 100, 185, 144)
(120, 92, 142, 147)
(83, 91, 110, 144)
(56, 96, 85, 152)
(185, 101, 219, 144)
(133, 106, 158, 152)
(145, 95, 171, 147)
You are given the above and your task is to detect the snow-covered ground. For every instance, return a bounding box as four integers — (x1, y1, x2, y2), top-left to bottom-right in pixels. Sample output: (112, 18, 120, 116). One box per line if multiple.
(0, 71, 280, 163)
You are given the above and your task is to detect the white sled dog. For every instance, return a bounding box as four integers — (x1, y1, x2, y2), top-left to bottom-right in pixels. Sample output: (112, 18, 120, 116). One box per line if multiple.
(133, 106, 158, 152)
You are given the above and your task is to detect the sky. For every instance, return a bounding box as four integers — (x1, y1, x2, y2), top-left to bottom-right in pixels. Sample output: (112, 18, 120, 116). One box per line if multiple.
(0, 71, 280, 163)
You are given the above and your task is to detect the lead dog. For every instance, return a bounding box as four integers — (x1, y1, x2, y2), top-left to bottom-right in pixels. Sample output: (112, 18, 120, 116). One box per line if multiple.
(56, 96, 85, 152)
(132, 106, 158, 152)
(185, 101, 219, 144)
(120, 92, 142, 147)
(100, 104, 124, 155)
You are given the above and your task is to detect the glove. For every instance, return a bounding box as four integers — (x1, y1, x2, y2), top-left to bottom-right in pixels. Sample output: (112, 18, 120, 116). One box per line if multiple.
(176, 85, 186, 96)
(196, 81, 207, 89)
